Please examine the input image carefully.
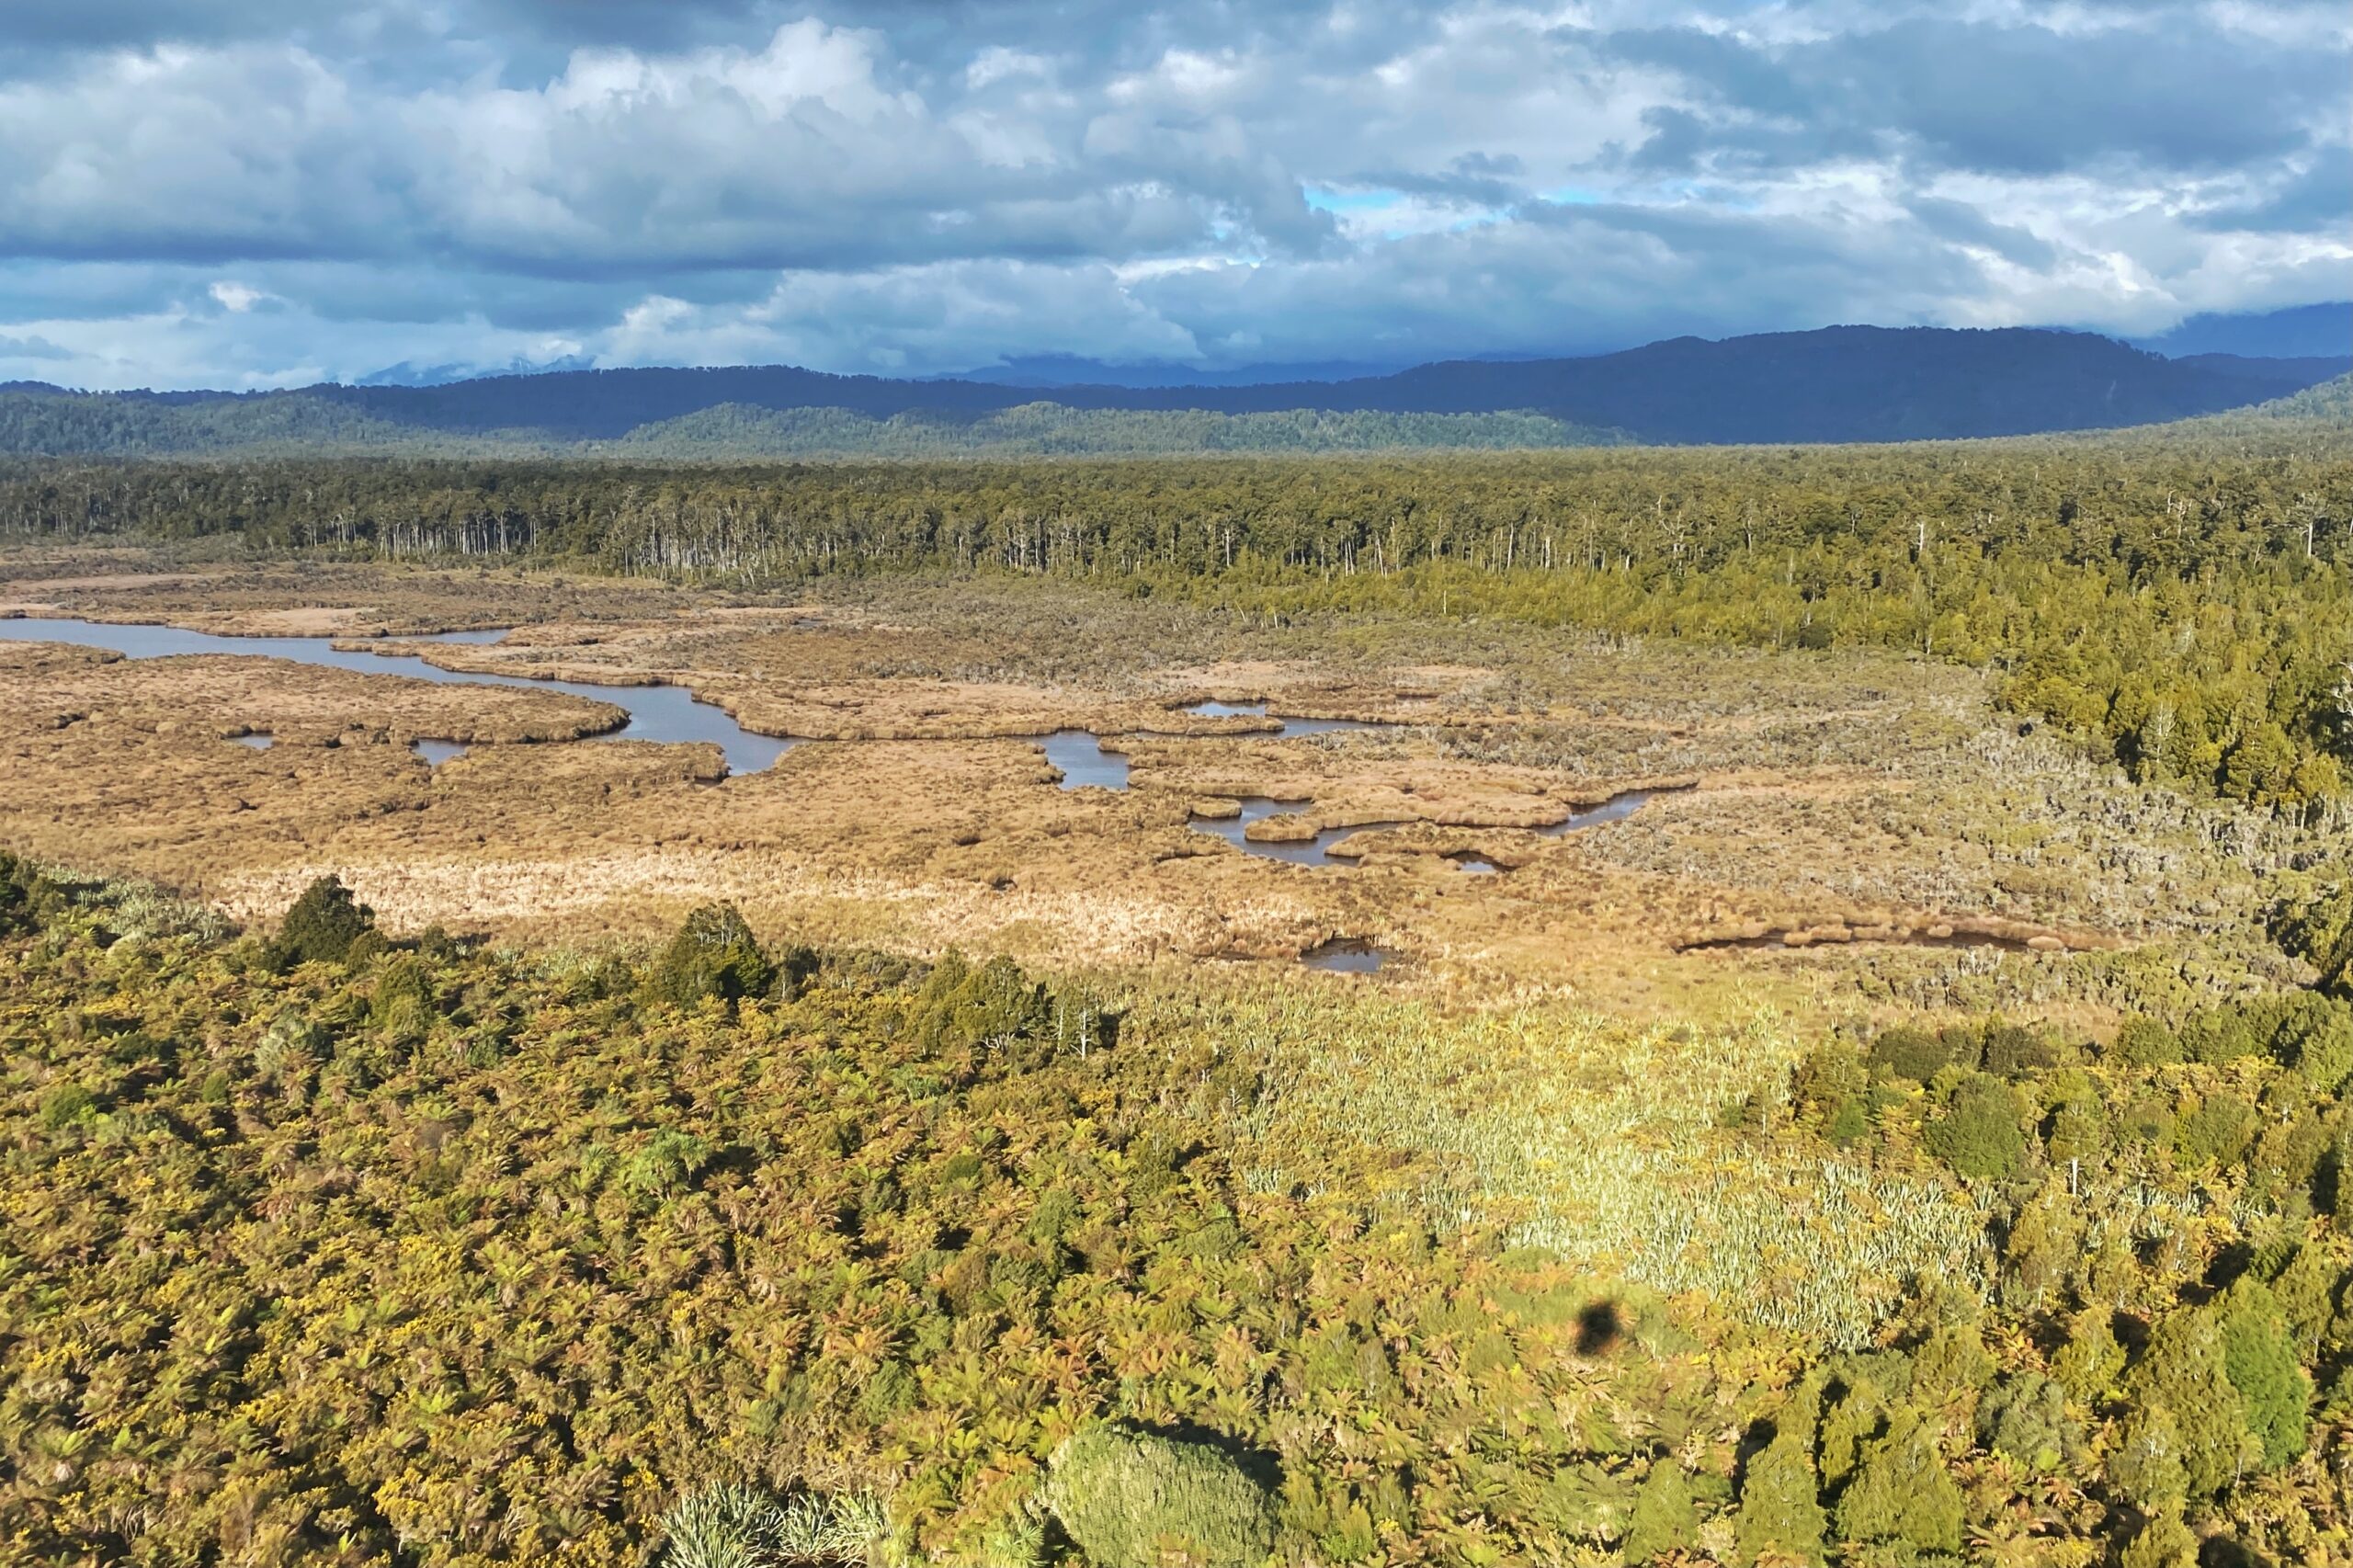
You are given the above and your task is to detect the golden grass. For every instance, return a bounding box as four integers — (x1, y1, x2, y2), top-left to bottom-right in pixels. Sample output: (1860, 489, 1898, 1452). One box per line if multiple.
(0, 552, 2304, 1022)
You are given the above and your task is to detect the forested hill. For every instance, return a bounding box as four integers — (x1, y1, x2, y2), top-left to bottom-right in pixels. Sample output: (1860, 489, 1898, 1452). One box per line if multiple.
(1, 325, 2344, 457)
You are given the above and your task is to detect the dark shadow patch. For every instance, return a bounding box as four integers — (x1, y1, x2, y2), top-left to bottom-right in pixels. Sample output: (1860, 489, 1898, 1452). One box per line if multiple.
(1131, 1419, 1286, 1495)
(1577, 1300, 1628, 1356)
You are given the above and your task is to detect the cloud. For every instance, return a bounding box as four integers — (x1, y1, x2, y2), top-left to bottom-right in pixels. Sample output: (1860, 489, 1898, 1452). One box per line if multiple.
(0, 332, 71, 361)
(0, 0, 2342, 387)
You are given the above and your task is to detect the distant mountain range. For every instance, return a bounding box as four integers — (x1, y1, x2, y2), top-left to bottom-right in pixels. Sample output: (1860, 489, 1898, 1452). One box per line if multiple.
(3, 324, 2346, 459)
(2127, 301, 2351, 360)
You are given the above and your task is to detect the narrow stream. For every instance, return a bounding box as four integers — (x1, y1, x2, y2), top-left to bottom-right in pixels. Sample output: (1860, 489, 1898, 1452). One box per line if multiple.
(1041, 699, 1392, 792)
(1192, 788, 1661, 868)
(0, 618, 798, 776)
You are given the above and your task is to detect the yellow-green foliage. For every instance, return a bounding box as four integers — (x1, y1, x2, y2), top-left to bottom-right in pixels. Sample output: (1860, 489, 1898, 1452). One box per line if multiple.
(1040, 1425, 1275, 1568)
(0, 882, 1752, 1567)
(1205, 988, 1986, 1346)
(11, 869, 2353, 1565)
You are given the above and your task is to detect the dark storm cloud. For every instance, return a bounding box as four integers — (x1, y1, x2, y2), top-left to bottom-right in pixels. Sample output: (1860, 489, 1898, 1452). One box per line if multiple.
(2191, 154, 2353, 234)
(0, 0, 2341, 388)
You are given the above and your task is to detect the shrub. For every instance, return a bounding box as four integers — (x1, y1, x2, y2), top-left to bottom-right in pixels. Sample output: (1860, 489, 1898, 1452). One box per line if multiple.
(2051, 1307, 2126, 1404)
(267, 874, 375, 969)
(2109, 1402, 2188, 1511)
(1981, 1020, 2060, 1077)
(2120, 1508, 2199, 1568)
(1832, 1406, 1963, 1557)
(910, 950, 1051, 1055)
(2174, 1093, 2258, 1170)
(620, 1129, 718, 1204)
(2260, 994, 2353, 1092)
(1041, 1424, 1276, 1568)
(2180, 1008, 2259, 1066)
(1924, 1074, 2025, 1180)
(2273, 873, 2353, 997)
(2123, 1309, 2259, 1498)
(369, 953, 435, 1045)
(1733, 1381, 1825, 1568)
(1620, 1464, 1697, 1564)
(1975, 1372, 2084, 1470)
(0, 849, 64, 934)
(1792, 1043, 1866, 1114)
(38, 1082, 98, 1130)
(2217, 1280, 2312, 1472)
(2109, 1016, 2181, 1067)
(1868, 1026, 1949, 1083)
(654, 903, 773, 1008)
(1817, 1380, 1888, 1488)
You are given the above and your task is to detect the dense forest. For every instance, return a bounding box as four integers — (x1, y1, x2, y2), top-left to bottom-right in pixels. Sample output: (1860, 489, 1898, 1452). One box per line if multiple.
(5, 843, 2353, 1565)
(5, 424, 2348, 812)
(0, 397, 1625, 461)
(2, 328, 2340, 457)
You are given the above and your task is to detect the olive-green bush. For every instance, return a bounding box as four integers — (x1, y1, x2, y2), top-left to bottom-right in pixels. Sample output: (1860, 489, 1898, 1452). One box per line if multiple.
(1041, 1425, 1275, 1568)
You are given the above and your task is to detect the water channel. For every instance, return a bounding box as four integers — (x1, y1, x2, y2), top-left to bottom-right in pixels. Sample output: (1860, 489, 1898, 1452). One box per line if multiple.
(0, 618, 798, 777)
(9, 619, 1668, 974)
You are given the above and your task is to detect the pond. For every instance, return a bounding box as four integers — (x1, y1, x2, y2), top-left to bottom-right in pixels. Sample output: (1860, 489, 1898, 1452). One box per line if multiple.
(1188, 800, 1413, 867)
(1041, 730, 1132, 790)
(1042, 700, 1399, 791)
(1302, 939, 1389, 973)
(0, 617, 799, 777)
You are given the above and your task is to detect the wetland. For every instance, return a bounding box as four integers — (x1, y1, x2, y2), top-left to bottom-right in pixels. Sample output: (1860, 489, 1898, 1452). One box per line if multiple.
(3, 436, 2349, 1568)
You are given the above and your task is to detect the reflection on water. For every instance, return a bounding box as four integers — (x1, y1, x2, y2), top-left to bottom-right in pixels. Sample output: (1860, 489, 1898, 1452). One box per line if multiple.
(1188, 801, 1411, 867)
(0, 617, 797, 777)
(413, 740, 470, 766)
(231, 733, 273, 750)
(1043, 699, 1405, 794)
(1175, 699, 1390, 740)
(1302, 939, 1388, 973)
(1535, 790, 1653, 835)
(1194, 787, 1661, 869)
(1042, 730, 1131, 790)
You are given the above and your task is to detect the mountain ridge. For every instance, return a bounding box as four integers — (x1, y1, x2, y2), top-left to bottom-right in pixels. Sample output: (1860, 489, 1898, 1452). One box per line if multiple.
(3, 324, 2345, 457)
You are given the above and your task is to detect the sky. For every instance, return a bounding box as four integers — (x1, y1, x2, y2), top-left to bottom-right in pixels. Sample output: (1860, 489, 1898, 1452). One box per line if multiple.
(0, 0, 2346, 390)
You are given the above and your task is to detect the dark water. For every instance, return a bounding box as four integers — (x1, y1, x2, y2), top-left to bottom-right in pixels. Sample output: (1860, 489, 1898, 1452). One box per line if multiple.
(1302, 939, 1388, 973)
(1188, 801, 1412, 867)
(1194, 786, 1660, 869)
(0, 617, 797, 777)
(1172, 699, 1391, 740)
(413, 740, 470, 766)
(1043, 700, 1396, 790)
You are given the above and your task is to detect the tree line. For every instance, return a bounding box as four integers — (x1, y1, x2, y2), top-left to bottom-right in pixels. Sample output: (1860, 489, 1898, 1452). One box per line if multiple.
(2, 437, 2347, 809)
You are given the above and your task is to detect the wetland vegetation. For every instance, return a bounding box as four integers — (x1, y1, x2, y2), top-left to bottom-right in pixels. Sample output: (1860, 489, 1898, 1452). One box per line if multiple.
(3, 415, 2351, 1566)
